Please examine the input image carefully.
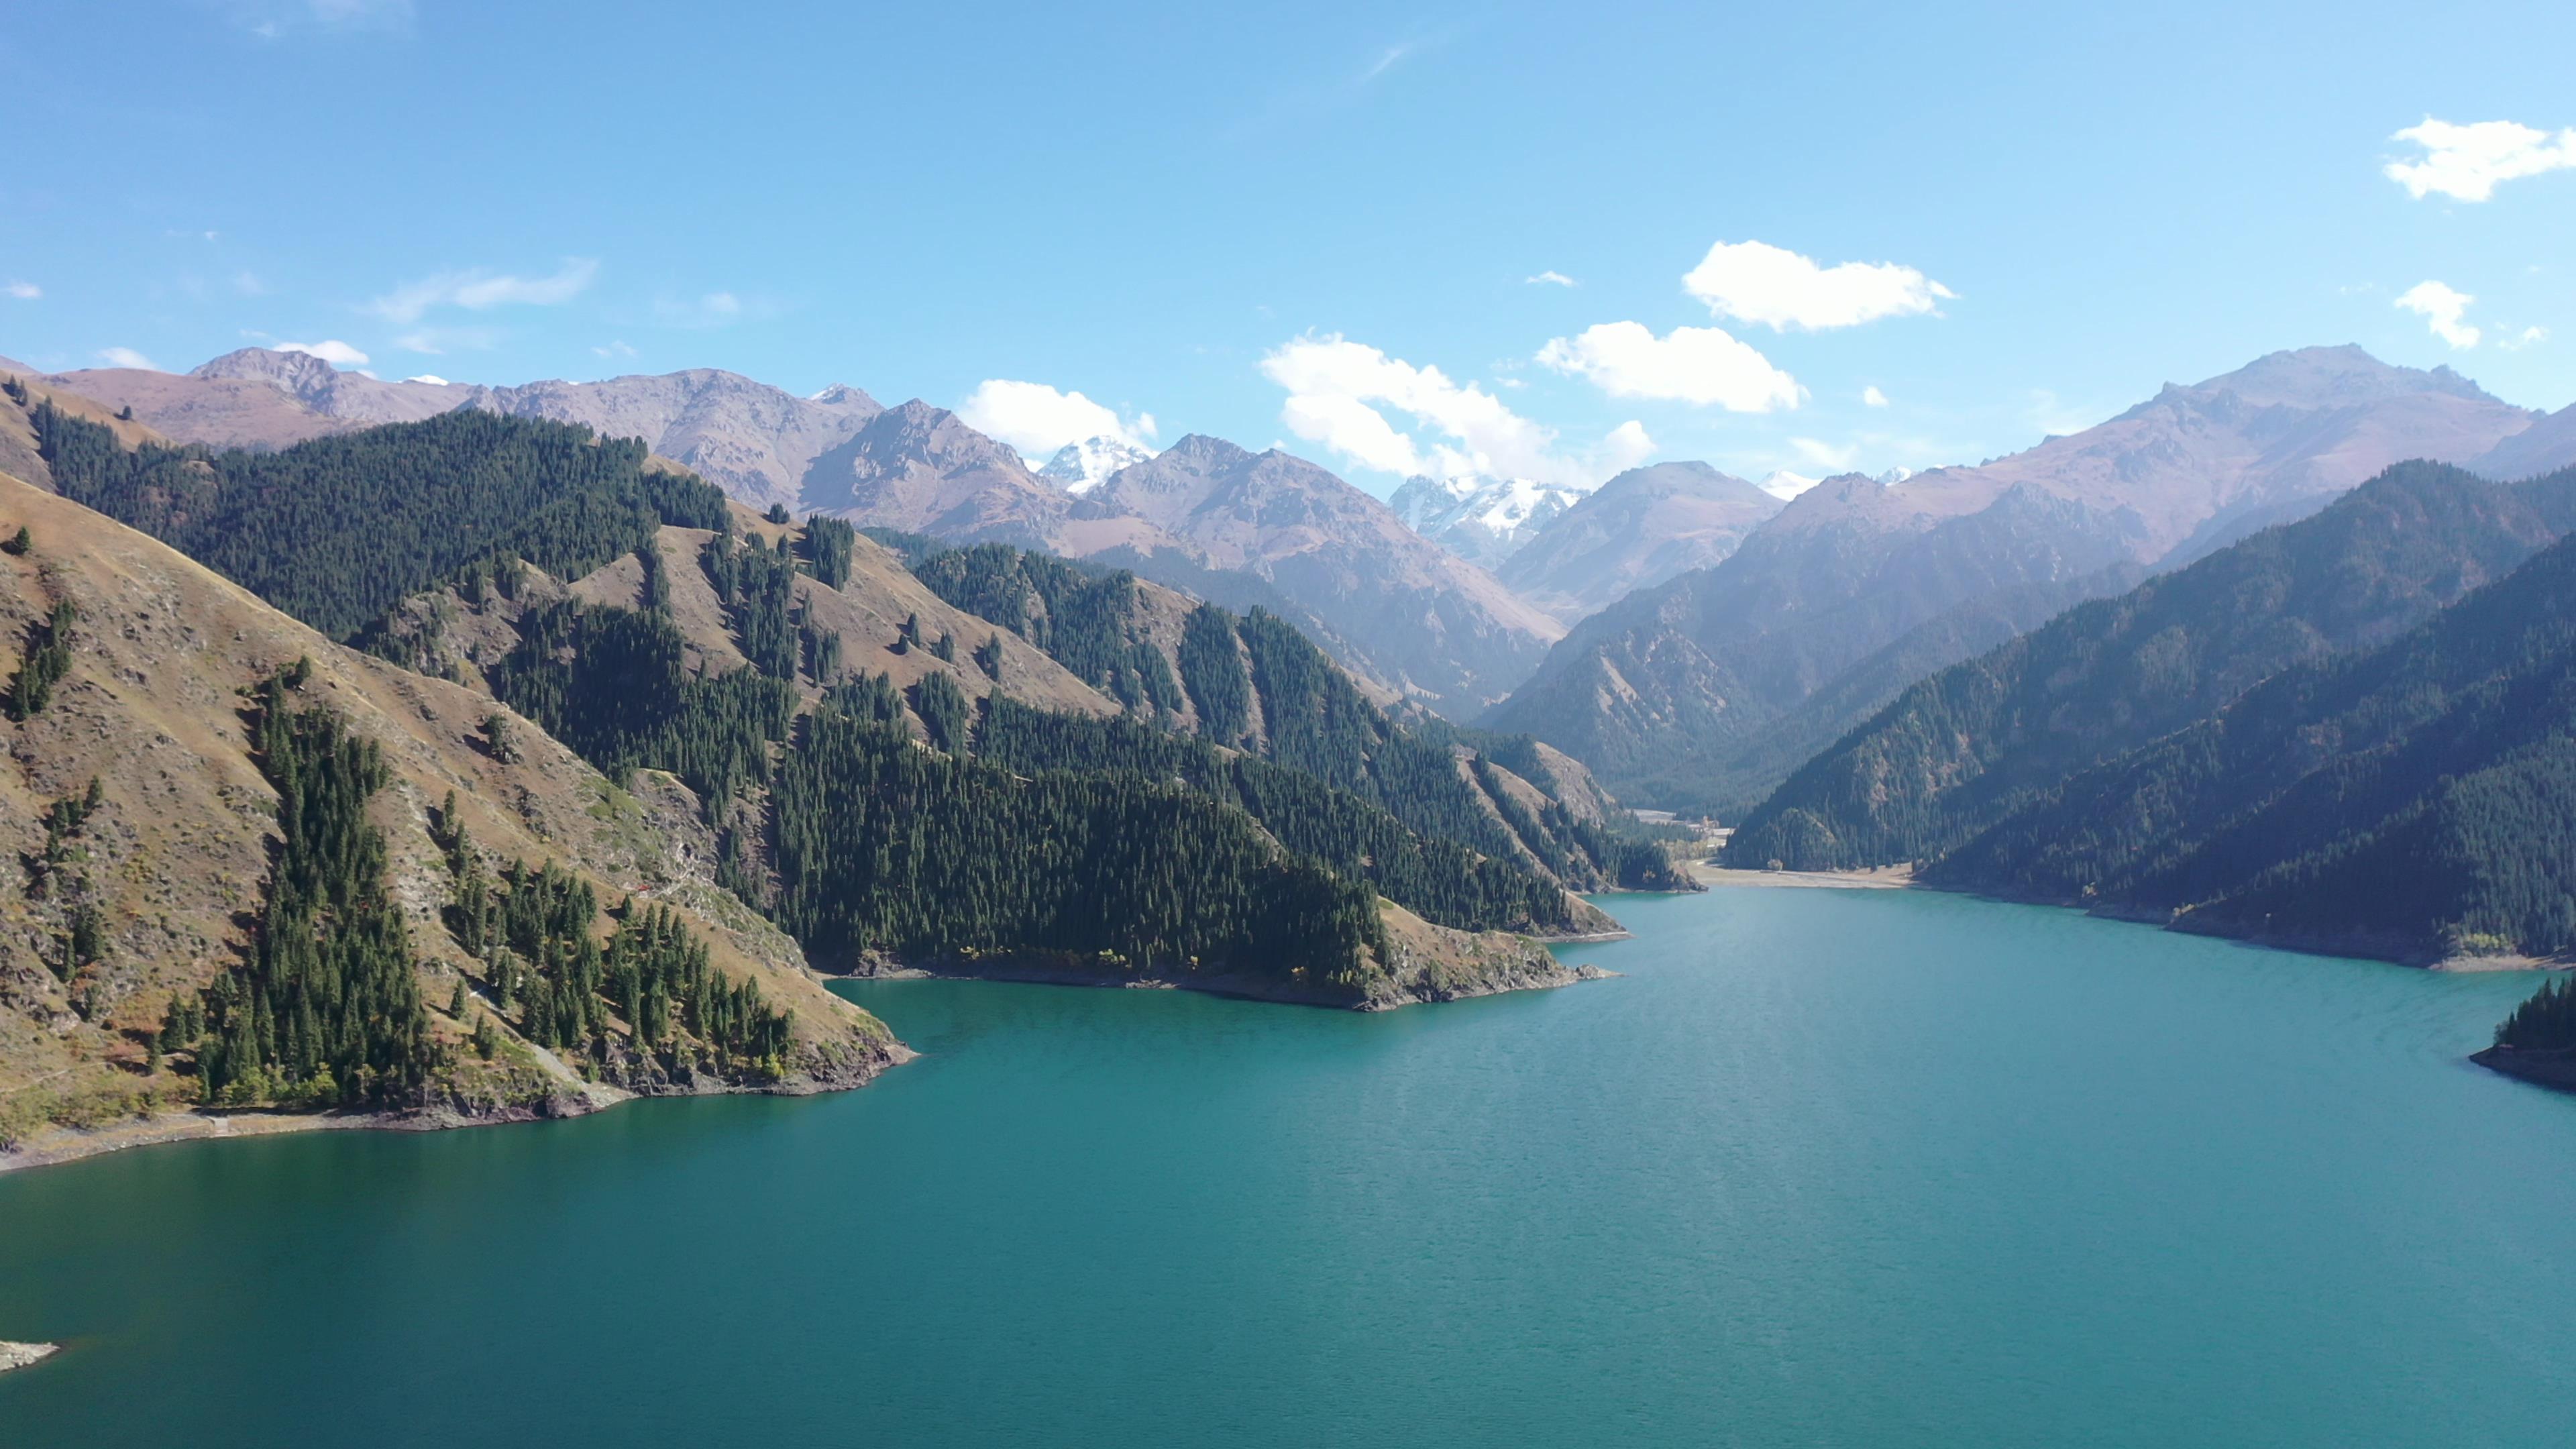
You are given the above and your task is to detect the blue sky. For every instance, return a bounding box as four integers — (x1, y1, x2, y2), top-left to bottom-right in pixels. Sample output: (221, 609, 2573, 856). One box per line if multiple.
(3, 0, 2572, 496)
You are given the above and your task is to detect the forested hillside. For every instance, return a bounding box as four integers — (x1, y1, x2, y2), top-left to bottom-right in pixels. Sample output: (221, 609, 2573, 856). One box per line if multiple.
(1728, 462, 2570, 871)
(36, 405, 731, 640)
(0, 464, 898, 1159)
(20, 398, 1650, 1022)
(1923, 521, 2576, 964)
(890, 533, 1682, 894)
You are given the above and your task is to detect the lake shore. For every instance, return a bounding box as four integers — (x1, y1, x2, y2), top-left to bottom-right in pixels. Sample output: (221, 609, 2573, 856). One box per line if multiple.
(0, 1045, 912, 1177)
(1689, 863, 1916, 890)
(2470, 1043, 2576, 1093)
(3, 1341, 60, 1375)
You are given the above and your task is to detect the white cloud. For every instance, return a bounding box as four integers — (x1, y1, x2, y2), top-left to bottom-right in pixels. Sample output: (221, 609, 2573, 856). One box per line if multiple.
(1862, 385, 1889, 408)
(2501, 325, 2549, 351)
(2384, 118, 2576, 202)
(368, 258, 598, 324)
(1790, 437, 1859, 470)
(1682, 239, 1954, 331)
(592, 340, 637, 359)
(269, 338, 370, 367)
(1534, 321, 1802, 412)
(1525, 270, 1578, 288)
(97, 347, 160, 371)
(1262, 333, 1652, 487)
(2395, 280, 2481, 349)
(653, 291, 745, 329)
(959, 379, 1157, 459)
(394, 325, 501, 355)
(233, 271, 267, 297)
(5, 280, 39, 301)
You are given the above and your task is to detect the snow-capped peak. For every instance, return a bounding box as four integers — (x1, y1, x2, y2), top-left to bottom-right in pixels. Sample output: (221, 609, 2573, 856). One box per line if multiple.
(403, 374, 451, 386)
(1040, 435, 1155, 494)
(1389, 472, 1591, 566)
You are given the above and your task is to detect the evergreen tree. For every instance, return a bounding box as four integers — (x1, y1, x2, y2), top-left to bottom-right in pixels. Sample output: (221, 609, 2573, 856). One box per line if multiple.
(172, 669, 438, 1109)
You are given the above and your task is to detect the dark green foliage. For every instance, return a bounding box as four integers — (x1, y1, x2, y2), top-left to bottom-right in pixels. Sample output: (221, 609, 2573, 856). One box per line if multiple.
(639, 543, 673, 612)
(806, 620, 845, 684)
(489, 600, 796, 808)
(700, 533, 800, 678)
(912, 670, 971, 754)
(180, 672, 437, 1108)
(467, 858, 606, 1055)
(973, 633, 1003, 682)
(931, 631, 957, 663)
(1730, 462, 2569, 872)
(602, 904, 790, 1065)
(822, 670, 906, 726)
(2496, 975, 2576, 1050)
(9, 599, 76, 720)
(1177, 604, 1250, 743)
(448, 858, 792, 1069)
(802, 517, 855, 589)
(908, 541, 1181, 712)
(765, 502, 792, 526)
(33, 405, 727, 639)
(2, 525, 28, 555)
(771, 712, 1387, 988)
(1929, 521, 2576, 961)
(975, 696, 1577, 934)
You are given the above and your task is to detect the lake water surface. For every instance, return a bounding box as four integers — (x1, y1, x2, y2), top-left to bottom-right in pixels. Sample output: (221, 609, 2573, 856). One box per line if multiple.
(4, 887, 2572, 1446)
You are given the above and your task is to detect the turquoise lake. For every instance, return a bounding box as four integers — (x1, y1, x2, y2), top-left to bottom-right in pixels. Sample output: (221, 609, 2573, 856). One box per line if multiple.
(4, 885, 2572, 1446)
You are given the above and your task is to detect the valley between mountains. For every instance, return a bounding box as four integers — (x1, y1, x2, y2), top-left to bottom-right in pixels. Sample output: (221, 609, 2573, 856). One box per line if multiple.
(9, 329, 2576, 1167)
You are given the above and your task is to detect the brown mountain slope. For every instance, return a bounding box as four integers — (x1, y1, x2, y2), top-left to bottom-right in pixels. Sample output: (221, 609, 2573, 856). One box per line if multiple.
(370, 502, 1124, 729)
(0, 370, 164, 491)
(1486, 345, 2540, 813)
(17, 351, 881, 513)
(1499, 461, 1785, 623)
(2475, 401, 2576, 482)
(1076, 435, 1564, 712)
(458, 372, 881, 511)
(804, 400, 1093, 545)
(0, 471, 902, 1167)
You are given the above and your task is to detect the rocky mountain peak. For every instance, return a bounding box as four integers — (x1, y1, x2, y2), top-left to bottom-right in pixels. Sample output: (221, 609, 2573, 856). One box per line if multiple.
(1039, 435, 1154, 494)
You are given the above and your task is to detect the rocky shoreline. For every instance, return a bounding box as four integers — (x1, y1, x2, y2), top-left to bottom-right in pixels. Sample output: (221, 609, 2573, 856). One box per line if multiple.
(841, 947, 1613, 1012)
(2470, 1043, 2576, 1094)
(0, 1041, 912, 1177)
(2, 1340, 59, 1374)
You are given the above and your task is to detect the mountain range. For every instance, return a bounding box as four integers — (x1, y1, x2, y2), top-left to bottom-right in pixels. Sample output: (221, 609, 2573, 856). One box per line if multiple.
(3, 350, 1556, 713)
(1482, 346, 2544, 812)
(11, 340, 2571, 786)
(1725, 459, 2573, 875)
